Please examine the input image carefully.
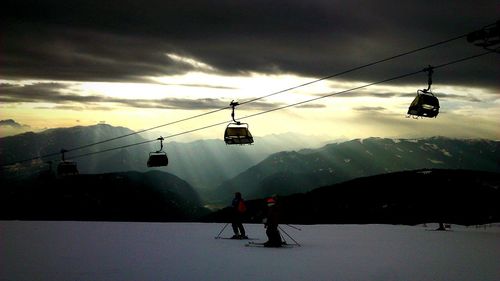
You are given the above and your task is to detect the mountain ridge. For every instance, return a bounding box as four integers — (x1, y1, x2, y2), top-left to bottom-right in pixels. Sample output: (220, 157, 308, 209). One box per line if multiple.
(0, 169, 209, 221)
(212, 137, 500, 202)
(205, 168, 500, 226)
(0, 124, 327, 192)
(2, 124, 499, 205)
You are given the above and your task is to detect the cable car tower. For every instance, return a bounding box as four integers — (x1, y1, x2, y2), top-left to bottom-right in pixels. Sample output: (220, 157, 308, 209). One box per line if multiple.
(407, 66, 440, 118)
(224, 101, 254, 145)
(147, 137, 169, 167)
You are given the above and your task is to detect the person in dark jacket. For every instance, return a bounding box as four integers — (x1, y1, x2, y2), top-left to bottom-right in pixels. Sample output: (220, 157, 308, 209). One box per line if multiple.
(263, 196, 282, 247)
(231, 192, 247, 239)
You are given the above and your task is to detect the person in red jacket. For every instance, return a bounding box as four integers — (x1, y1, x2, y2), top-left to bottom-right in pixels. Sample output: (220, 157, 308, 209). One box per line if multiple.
(263, 196, 282, 247)
(231, 192, 247, 239)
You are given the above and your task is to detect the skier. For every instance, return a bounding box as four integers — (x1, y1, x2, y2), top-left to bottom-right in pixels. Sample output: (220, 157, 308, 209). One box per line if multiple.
(263, 195, 282, 247)
(231, 192, 247, 239)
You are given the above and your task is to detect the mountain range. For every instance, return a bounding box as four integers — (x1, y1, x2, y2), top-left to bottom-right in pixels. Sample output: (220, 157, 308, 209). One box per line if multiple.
(1, 124, 499, 205)
(0, 124, 327, 195)
(212, 137, 500, 203)
(205, 169, 500, 226)
(0, 170, 208, 221)
(1, 124, 499, 224)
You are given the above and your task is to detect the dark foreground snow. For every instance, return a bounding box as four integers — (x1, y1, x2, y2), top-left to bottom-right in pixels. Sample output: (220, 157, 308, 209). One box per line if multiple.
(1, 221, 499, 281)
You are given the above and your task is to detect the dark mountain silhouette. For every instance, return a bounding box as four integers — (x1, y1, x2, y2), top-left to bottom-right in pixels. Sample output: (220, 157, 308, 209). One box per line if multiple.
(213, 137, 500, 203)
(0, 170, 209, 222)
(205, 169, 500, 226)
(2, 125, 499, 207)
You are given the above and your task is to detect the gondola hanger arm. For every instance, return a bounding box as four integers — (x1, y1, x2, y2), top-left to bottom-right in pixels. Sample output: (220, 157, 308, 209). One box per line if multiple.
(229, 100, 241, 124)
(156, 136, 164, 152)
(422, 65, 434, 93)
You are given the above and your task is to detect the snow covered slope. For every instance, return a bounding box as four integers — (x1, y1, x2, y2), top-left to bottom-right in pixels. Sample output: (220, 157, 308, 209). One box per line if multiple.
(2, 221, 499, 281)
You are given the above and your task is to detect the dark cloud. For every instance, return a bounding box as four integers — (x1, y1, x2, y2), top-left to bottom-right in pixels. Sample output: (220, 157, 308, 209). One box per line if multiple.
(0, 82, 74, 103)
(1, 1, 499, 90)
(353, 106, 386, 112)
(398, 91, 486, 102)
(331, 89, 487, 102)
(0, 119, 30, 128)
(0, 82, 281, 110)
(296, 104, 326, 109)
(34, 105, 113, 111)
(157, 82, 237, 90)
(438, 93, 482, 102)
(328, 91, 399, 98)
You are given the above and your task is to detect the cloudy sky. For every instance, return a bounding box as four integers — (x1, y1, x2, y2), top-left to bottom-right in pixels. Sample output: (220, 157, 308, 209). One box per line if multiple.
(1, 0, 499, 142)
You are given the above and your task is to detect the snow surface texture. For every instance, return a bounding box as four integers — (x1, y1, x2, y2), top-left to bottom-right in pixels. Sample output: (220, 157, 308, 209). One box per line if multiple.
(2, 221, 499, 281)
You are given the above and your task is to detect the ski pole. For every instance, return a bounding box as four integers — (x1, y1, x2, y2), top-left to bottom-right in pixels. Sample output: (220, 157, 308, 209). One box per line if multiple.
(279, 231, 287, 245)
(215, 223, 230, 239)
(285, 224, 302, 231)
(279, 226, 301, 246)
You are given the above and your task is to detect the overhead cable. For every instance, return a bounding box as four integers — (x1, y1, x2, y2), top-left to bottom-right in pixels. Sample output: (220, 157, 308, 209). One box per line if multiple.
(29, 25, 493, 153)
(61, 50, 494, 161)
(1, 20, 497, 167)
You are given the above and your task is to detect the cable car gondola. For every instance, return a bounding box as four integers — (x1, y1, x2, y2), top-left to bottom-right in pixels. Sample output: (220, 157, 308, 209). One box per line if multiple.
(147, 137, 168, 167)
(57, 149, 79, 176)
(224, 123, 254, 145)
(466, 21, 500, 53)
(224, 101, 254, 145)
(407, 66, 440, 118)
(407, 90, 440, 118)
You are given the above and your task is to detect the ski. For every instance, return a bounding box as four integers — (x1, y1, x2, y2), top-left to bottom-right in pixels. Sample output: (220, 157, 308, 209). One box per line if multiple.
(245, 241, 296, 248)
(215, 237, 259, 240)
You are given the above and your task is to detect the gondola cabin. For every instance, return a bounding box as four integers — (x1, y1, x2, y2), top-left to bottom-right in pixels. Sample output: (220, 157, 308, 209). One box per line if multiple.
(224, 122, 254, 145)
(147, 151, 169, 167)
(57, 160, 79, 176)
(407, 90, 440, 118)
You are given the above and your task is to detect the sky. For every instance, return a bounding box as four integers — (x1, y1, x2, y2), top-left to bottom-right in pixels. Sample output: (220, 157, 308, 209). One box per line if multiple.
(1, 0, 499, 142)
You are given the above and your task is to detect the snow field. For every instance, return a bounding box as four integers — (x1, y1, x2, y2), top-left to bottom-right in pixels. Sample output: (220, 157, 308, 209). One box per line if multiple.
(1, 221, 499, 281)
